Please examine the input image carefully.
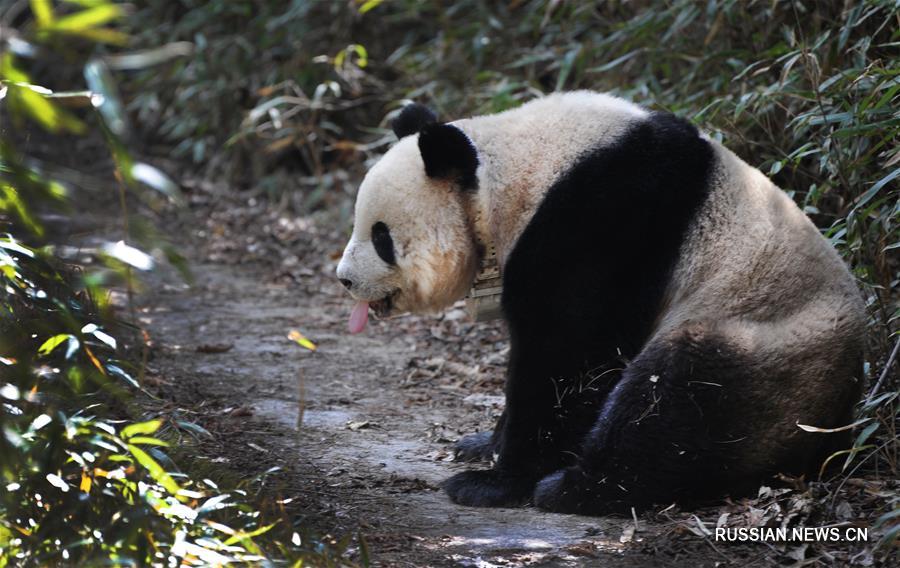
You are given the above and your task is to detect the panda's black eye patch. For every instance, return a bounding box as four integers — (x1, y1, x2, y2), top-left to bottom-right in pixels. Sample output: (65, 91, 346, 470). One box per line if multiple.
(371, 222, 396, 265)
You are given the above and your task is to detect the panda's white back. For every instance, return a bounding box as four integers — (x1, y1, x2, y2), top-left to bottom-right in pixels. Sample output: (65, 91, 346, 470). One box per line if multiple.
(662, 139, 864, 330)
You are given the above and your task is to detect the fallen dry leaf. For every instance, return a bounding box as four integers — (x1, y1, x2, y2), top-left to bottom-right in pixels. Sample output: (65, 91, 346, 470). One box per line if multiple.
(347, 420, 378, 431)
(288, 329, 317, 351)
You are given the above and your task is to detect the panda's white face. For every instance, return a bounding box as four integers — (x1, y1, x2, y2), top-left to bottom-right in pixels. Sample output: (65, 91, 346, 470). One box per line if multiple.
(336, 135, 479, 331)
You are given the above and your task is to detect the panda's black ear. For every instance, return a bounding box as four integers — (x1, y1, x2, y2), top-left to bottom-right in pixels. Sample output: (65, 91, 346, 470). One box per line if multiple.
(392, 103, 437, 138)
(418, 123, 479, 190)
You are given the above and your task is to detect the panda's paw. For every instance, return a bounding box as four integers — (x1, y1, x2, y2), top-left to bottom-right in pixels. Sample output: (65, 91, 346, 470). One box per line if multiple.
(443, 470, 533, 507)
(533, 467, 595, 514)
(453, 432, 496, 462)
(534, 466, 626, 515)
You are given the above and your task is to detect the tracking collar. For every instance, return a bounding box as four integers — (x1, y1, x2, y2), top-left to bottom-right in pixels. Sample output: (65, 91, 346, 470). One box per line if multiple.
(465, 197, 503, 321)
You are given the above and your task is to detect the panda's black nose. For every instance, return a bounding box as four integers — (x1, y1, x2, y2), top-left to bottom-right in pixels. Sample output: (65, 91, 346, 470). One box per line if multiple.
(339, 278, 353, 290)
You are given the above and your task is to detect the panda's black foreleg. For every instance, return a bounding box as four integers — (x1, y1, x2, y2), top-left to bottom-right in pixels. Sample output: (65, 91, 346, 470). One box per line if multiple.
(444, 340, 609, 507)
(453, 410, 507, 462)
(453, 432, 494, 462)
(444, 367, 554, 505)
(443, 468, 536, 507)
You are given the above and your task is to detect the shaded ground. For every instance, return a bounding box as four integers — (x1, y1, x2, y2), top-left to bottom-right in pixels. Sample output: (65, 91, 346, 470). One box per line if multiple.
(143, 260, 650, 566)
(132, 182, 890, 566)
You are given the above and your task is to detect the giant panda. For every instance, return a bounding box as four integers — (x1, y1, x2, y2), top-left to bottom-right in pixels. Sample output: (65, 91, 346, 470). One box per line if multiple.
(335, 91, 865, 514)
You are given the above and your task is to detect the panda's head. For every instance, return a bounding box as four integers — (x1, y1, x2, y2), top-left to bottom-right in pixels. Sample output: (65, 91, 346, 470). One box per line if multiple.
(337, 104, 481, 333)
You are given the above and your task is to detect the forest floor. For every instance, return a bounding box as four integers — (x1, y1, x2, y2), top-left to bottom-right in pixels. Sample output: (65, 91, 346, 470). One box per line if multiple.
(128, 178, 885, 567)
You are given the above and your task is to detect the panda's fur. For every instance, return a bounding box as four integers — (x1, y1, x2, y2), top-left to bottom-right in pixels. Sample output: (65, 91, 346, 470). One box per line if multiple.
(336, 91, 865, 514)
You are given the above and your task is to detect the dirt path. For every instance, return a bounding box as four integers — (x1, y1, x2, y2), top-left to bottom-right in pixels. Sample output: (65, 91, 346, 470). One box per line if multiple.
(141, 255, 685, 566)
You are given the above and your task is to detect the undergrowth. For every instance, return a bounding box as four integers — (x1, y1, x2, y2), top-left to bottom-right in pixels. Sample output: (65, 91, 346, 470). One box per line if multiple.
(1, 1, 356, 565)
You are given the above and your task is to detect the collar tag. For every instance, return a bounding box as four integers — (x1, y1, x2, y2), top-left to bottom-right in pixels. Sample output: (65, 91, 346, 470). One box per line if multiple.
(465, 246, 503, 321)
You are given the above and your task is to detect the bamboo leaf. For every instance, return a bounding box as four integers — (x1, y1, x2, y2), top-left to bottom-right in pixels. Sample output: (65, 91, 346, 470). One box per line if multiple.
(222, 522, 278, 548)
(38, 334, 73, 356)
(30, 0, 53, 27)
(358, 0, 384, 14)
(126, 436, 169, 447)
(856, 167, 900, 210)
(50, 4, 122, 31)
(797, 418, 870, 433)
(121, 419, 162, 439)
(127, 444, 182, 498)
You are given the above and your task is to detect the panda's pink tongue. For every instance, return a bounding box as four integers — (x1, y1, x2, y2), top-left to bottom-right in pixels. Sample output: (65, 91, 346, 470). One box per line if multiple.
(348, 301, 369, 334)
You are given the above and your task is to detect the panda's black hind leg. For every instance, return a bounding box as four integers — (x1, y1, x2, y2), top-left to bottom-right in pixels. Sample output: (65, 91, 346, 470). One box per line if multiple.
(533, 466, 608, 515)
(535, 325, 751, 514)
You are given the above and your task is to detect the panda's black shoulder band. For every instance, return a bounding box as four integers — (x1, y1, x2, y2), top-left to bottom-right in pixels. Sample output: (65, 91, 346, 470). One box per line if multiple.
(392, 103, 437, 138)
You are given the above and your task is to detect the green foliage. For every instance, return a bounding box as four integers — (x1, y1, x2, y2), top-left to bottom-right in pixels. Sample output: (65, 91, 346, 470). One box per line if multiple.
(1, 1, 355, 565)
(0, 243, 352, 565)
